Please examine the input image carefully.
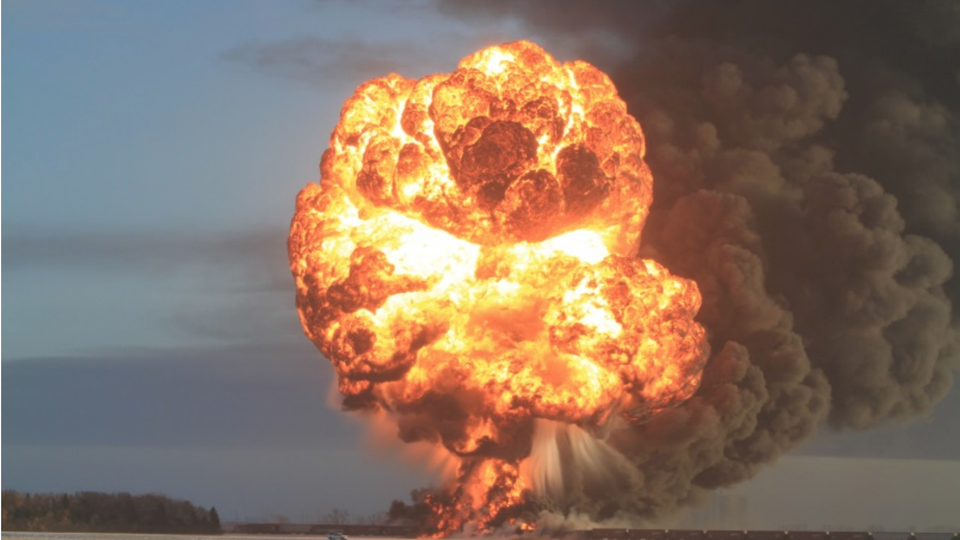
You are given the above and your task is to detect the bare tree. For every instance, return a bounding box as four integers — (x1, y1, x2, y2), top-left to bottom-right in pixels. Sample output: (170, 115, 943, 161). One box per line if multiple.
(324, 508, 350, 525)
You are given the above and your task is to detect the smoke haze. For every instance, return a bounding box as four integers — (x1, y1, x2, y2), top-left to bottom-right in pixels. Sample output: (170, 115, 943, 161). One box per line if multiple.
(436, 0, 960, 524)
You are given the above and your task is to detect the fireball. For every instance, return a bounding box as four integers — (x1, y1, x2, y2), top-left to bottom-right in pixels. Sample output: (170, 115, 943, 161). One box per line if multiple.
(288, 40, 709, 534)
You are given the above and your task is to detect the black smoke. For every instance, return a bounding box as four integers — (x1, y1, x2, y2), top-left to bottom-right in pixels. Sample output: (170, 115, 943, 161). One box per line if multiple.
(435, 0, 960, 524)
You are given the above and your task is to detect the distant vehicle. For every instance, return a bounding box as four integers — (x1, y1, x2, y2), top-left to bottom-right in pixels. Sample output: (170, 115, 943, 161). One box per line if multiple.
(329, 533, 349, 540)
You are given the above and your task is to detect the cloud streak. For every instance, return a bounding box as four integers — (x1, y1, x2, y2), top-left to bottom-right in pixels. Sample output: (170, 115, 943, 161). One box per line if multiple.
(220, 36, 430, 87)
(1, 224, 305, 358)
(2, 341, 334, 448)
(2, 226, 288, 289)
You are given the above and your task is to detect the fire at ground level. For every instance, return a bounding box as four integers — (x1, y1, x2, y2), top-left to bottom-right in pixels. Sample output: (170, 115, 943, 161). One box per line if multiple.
(228, 524, 960, 540)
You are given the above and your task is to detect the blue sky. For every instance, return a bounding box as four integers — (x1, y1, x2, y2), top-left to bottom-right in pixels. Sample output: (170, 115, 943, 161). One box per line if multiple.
(3, 0, 959, 529)
(1, 0, 541, 523)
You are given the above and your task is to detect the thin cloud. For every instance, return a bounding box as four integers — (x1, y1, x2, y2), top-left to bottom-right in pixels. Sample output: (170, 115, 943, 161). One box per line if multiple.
(219, 36, 429, 87)
(1, 341, 337, 448)
(2, 225, 301, 350)
(2, 225, 289, 292)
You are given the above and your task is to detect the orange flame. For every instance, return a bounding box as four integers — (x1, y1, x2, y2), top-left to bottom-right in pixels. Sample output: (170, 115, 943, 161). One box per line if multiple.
(288, 40, 709, 535)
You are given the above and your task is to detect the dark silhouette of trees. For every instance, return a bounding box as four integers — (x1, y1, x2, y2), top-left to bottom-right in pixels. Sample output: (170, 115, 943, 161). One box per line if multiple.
(210, 506, 221, 531)
(1, 490, 222, 534)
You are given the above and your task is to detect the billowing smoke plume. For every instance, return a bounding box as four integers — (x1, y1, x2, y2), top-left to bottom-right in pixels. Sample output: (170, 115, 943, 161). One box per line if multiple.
(432, 0, 960, 524)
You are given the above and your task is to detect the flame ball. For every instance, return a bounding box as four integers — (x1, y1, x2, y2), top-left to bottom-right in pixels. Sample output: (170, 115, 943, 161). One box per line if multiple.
(288, 40, 710, 532)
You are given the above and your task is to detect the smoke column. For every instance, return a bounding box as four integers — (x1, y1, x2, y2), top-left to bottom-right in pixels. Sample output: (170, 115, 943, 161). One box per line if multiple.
(429, 0, 960, 525)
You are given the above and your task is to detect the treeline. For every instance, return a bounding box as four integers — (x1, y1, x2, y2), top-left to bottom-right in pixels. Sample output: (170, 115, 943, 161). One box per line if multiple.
(1, 490, 222, 534)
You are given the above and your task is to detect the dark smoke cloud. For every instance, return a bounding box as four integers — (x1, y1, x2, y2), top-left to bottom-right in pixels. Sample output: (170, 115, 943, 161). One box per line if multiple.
(438, 0, 960, 523)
